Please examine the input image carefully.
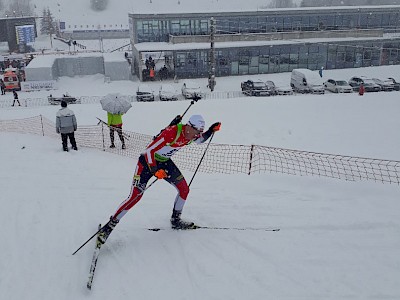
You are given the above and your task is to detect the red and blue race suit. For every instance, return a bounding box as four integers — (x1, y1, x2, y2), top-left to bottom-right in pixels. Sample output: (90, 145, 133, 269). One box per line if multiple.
(112, 123, 212, 220)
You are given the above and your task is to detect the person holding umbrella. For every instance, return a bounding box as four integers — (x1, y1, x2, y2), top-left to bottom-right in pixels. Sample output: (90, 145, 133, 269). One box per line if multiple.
(100, 94, 132, 150)
(108, 112, 125, 149)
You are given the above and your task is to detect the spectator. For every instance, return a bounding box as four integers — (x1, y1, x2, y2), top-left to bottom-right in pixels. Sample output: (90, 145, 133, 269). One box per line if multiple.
(159, 65, 168, 80)
(107, 112, 126, 149)
(12, 90, 21, 106)
(0, 79, 5, 95)
(149, 68, 155, 81)
(319, 66, 324, 78)
(359, 83, 365, 96)
(56, 101, 78, 152)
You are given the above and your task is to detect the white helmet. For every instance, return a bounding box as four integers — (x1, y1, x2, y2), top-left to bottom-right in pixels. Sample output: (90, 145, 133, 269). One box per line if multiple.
(188, 114, 205, 132)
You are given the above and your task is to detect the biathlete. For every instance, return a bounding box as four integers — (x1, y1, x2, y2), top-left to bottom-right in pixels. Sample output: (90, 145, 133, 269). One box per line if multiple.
(98, 114, 221, 244)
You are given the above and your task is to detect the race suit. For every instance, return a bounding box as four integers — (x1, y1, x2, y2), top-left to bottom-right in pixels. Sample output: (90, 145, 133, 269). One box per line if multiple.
(112, 123, 212, 221)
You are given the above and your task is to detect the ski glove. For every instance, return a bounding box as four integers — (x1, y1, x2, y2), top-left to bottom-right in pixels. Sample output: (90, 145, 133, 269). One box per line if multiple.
(154, 169, 168, 179)
(169, 115, 182, 126)
(209, 122, 221, 132)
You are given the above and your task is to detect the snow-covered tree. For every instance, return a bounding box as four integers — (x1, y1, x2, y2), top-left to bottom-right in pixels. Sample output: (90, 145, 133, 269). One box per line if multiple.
(40, 8, 56, 36)
(90, 0, 109, 11)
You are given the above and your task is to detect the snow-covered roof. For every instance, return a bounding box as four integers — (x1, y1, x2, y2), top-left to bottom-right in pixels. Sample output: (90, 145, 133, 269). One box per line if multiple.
(24, 0, 400, 31)
(134, 35, 399, 52)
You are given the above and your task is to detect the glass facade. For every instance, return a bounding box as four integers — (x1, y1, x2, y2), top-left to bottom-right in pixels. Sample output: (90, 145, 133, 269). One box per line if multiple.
(130, 7, 400, 80)
(130, 7, 400, 43)
(169, 40, 400, 79)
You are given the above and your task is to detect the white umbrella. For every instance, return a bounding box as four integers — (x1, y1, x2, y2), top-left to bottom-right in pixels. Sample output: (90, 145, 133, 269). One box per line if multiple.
(100, 93, 132, 114)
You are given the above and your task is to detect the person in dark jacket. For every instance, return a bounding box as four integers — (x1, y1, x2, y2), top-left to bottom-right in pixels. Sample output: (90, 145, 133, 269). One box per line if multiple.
(56, 101, 78, 151)
(0, 79, 5, 95)
(12, 90, 21, 106)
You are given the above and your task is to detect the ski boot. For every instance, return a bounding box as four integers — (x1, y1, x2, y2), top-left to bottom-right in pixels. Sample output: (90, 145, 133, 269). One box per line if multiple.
(170, 210, 196, 230)
(97, 216, 119, 244)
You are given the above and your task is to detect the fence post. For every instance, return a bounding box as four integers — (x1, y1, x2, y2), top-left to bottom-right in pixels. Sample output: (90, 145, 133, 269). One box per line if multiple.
(40, 115, 45, 136)
(248, 144, 254, 175)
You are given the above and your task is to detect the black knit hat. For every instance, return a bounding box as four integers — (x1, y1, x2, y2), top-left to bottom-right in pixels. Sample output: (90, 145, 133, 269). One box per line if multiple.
(61, 101, 67, 107)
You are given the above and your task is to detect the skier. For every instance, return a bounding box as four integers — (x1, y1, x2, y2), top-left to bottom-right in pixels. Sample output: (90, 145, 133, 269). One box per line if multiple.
(97, 114, 221, 244)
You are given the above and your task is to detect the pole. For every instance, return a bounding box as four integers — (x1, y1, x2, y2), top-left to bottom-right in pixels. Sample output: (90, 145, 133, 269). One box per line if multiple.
(189, 132, 214, 187)
(208, 17, 216, 92)
(72, 178, 158, 255)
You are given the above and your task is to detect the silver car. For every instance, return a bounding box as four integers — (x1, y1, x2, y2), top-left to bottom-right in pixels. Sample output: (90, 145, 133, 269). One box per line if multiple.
(181, 82, 202, 99)
(159, 84, 179, 101)
(324, 79, 353, 93)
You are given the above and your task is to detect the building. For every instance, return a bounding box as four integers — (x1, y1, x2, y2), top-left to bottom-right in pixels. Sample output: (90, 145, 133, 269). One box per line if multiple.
(0, 17, 37, 53)
(128, 5, 400, 81)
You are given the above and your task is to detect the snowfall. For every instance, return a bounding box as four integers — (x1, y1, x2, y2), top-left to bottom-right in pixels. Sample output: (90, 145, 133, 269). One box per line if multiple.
(0, 57, 400, 299)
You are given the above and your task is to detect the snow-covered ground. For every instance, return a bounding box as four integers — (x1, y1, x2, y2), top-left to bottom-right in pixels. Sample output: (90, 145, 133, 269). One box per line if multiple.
(1, 65, 400, 299)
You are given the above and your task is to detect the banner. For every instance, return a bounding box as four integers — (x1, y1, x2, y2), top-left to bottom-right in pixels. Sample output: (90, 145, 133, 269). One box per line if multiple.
(21, 81, 58, 92)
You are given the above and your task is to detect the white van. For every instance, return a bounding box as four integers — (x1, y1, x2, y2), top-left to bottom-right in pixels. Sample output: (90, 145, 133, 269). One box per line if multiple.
(290, 69, 325, 94)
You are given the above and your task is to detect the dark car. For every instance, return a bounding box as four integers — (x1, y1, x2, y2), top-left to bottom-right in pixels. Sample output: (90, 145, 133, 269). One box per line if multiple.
(348, 76, 381, 92)
(386, 78, 400, 91)
(241, 80, 273, 96)
(371, 78, 395, 91)
(48, 93, 79, 105)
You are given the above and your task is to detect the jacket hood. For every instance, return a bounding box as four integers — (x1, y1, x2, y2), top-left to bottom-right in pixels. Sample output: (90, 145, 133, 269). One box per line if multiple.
(57, 107, 75, 117)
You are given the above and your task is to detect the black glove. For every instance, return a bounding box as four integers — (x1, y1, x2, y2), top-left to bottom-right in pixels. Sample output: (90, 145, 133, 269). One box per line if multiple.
(169, 115, 182, 126)
(208, 122, 221, 132)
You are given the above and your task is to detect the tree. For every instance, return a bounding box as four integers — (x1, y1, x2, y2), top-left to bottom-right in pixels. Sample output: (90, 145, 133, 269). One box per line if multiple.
(40, 7, 56, 37)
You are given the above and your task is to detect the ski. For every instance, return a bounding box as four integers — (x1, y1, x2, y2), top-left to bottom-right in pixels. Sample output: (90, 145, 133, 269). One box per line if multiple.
(87, 224, 102, 290)
(148, 226, 280, 232)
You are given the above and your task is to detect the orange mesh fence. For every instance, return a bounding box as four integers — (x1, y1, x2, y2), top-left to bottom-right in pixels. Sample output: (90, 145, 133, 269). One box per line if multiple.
(1, 115, 399, 184)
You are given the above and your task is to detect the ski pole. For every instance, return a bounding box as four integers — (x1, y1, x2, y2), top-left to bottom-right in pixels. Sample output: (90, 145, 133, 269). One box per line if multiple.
(72, 178, 158, 255)
(188, 132, 214, 187)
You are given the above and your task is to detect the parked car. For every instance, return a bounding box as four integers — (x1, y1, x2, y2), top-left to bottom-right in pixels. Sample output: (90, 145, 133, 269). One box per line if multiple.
(290, 69, 325, 94)
(275, 85, 294, 95)
(371, 78, 395, 91)
(136, 84, 155, 102)
(181, 81, 202, 99)
(348, 76, 381, 92)
(265, 80, 293, 95)
(241, 80, 273, 96)
(48, 93, 79, 105)
(159, 84, 179, 101)
(323, 79, 353, 93)
(387, 77, 400, 91)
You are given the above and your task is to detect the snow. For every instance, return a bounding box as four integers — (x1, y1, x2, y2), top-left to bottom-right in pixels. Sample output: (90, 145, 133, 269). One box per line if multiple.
(1, 64, 400, 299)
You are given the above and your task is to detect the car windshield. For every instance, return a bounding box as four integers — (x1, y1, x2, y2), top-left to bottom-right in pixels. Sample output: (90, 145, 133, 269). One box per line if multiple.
(336, 81, 348, 86)
(363, 80, 374, 85)
(265, 81, 275, 87)
(253, 82, 266, 87)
